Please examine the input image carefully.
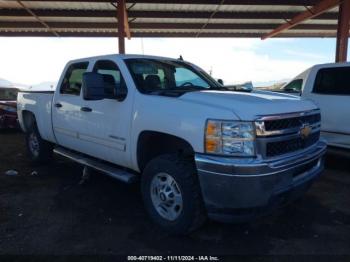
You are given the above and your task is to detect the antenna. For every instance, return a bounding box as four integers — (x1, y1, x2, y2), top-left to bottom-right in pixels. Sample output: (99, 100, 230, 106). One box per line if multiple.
(179, 55, 184, 61)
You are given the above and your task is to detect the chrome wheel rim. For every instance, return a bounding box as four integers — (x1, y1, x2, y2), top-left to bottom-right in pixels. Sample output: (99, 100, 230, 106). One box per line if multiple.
(28, 133, 39, 157)
(150, 172, 183, 221)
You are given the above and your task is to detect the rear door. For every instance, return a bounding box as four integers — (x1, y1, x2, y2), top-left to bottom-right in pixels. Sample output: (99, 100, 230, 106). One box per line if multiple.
(306, 66, 350, 148)
(52, 61, 89, 151)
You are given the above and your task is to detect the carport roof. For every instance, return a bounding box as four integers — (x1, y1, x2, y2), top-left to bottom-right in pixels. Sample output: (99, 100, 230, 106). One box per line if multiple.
(0, 0, 343, 38)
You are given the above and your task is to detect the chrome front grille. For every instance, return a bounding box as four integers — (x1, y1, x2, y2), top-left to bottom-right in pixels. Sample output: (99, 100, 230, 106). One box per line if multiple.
(264, 113, 321, 132)
(255, 110, 321, 158)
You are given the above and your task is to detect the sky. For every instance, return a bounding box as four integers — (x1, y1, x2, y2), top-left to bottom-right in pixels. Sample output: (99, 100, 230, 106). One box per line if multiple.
(0, 37, 348, 87)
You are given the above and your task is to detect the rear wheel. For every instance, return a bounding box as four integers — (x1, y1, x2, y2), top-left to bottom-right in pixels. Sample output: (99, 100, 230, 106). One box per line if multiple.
(141, 154, 206, 235)
(25, 124, 53, 164)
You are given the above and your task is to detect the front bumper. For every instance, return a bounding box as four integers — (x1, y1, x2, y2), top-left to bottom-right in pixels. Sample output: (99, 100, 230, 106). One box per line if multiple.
(195, 141, 327, 222)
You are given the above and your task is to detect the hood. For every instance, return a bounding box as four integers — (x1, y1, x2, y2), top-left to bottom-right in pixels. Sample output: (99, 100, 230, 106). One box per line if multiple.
(179, 90, 317, 120)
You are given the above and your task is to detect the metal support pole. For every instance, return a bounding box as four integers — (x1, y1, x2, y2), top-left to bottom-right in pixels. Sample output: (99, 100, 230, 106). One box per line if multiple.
(335, 0, 350, 62)
(117, 0, 126, 54)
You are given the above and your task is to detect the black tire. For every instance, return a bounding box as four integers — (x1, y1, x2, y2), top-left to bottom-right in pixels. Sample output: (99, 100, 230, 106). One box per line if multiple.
(25, 123, 53, 164)
(141, 154, 206, 235)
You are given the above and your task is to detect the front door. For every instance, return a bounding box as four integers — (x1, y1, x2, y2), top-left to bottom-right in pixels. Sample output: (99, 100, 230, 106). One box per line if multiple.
(76, 59, 133, 166)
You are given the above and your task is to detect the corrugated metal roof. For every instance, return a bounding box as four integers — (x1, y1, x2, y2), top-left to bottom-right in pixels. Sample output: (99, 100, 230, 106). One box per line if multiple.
(134, 18, 289, 24)
(0, 0, 343, 38)
(131, 3, 217, 12)
(305, 19, 338, 24)
(42, 17, 118, 23)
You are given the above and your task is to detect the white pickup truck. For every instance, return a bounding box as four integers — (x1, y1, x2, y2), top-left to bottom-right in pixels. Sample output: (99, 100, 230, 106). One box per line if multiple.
(281, 62, 350, 150)
(17, 54, 326, 234)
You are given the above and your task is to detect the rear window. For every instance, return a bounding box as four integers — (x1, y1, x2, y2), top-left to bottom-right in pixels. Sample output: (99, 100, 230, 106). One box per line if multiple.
(313, 67, 350, 95)
(60, 62, 89, 96)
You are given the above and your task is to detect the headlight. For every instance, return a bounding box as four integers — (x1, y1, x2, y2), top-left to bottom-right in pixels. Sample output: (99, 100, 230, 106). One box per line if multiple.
(0, 105, 17, 113)
(205, 120, 255, 156)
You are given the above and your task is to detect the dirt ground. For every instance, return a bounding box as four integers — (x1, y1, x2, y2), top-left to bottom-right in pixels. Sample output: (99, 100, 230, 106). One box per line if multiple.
(0, 130, 349, 259)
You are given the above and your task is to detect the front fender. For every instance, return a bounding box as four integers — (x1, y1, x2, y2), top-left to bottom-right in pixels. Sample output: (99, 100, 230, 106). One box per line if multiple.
(130, 93, 237, 171)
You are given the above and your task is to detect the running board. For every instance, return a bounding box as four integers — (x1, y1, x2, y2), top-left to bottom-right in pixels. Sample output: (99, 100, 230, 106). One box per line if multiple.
(53, 147, 138, 184)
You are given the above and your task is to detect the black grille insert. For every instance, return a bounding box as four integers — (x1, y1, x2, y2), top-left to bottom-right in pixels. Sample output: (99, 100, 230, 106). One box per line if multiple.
(264, 113, 320, 131)
(266, 131, 320, 157)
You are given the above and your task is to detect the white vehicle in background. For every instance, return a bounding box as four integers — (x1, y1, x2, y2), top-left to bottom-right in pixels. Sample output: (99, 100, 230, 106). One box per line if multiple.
(17, 54, 326, 234)
(281, 62, 350, 150)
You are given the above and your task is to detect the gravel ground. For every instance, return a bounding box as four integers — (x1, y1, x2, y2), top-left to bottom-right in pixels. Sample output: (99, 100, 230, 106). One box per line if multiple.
(0, 130, 349, 259)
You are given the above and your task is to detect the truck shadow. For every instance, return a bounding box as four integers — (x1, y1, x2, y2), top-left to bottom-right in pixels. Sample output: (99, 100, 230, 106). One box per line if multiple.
(0, 128, 21, 135)
(47, 158, 350, 255)
(1, 133, 349, 255)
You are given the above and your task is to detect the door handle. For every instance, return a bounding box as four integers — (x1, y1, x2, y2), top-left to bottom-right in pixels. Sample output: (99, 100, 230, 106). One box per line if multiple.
(80, 107, 92, 112)
(54, 103, 62, 108)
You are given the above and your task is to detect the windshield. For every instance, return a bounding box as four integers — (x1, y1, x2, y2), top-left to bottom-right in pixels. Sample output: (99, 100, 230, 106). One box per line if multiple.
(0, 88, 18, 101)
(125, 58, 223, 95)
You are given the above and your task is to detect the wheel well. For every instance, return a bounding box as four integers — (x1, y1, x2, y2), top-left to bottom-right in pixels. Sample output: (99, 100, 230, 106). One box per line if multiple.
(22, 111, 36, 132)
(137, 131, 194, 171)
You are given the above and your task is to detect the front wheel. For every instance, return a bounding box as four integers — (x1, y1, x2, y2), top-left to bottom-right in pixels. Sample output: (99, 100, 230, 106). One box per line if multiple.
(25, 124, 53, 164)
(141, 154, 206, 235)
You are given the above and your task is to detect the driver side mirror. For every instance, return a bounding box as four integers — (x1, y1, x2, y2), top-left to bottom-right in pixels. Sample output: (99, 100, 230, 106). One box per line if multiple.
(218, 79, 224, 85)
(82, 72, 105, 100)
(82, 72, 127, 101)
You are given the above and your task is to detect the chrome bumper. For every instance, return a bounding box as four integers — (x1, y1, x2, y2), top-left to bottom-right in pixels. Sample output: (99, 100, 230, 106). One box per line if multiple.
(195, 141, 327, 221)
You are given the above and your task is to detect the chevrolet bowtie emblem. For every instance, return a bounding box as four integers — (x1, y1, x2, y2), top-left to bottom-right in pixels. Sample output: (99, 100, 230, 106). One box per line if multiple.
(300, 124, 312, 139)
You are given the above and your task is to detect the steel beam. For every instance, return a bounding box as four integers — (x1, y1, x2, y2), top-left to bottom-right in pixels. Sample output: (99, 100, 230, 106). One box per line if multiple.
(9, 0, 321, 5)
(128, 0, 320, 4)
(262, 0, 343, 39)
(111, 2, 130, 39)
(335, 0, 350, 62)
(0, 9, 338, 20)
(117, 0, 126, 54)
(15, 0, 59, 36)
(0, 21, 339, 30)
(124, 5, 131, 39)
(0, 31, 338, 37)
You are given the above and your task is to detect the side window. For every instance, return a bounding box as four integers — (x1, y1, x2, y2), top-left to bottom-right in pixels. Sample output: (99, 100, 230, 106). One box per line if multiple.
(313, 67, 350, 95)
(93, 60, 127, 99)
(134, 68, 167, 91)
(283, 79, 303, 93)
(60, 62, 89, 95)
(156, 69, 166, 89)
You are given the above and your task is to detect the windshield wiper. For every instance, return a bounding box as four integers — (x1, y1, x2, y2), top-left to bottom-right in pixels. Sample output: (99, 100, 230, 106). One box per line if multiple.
(146, 86, 229, 96)
(209, 86, 229, 91)
(147, 88, 203, 97)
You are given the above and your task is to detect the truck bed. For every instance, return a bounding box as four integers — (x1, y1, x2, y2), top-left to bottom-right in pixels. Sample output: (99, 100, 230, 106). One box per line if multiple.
(17, 91, 56, 143)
